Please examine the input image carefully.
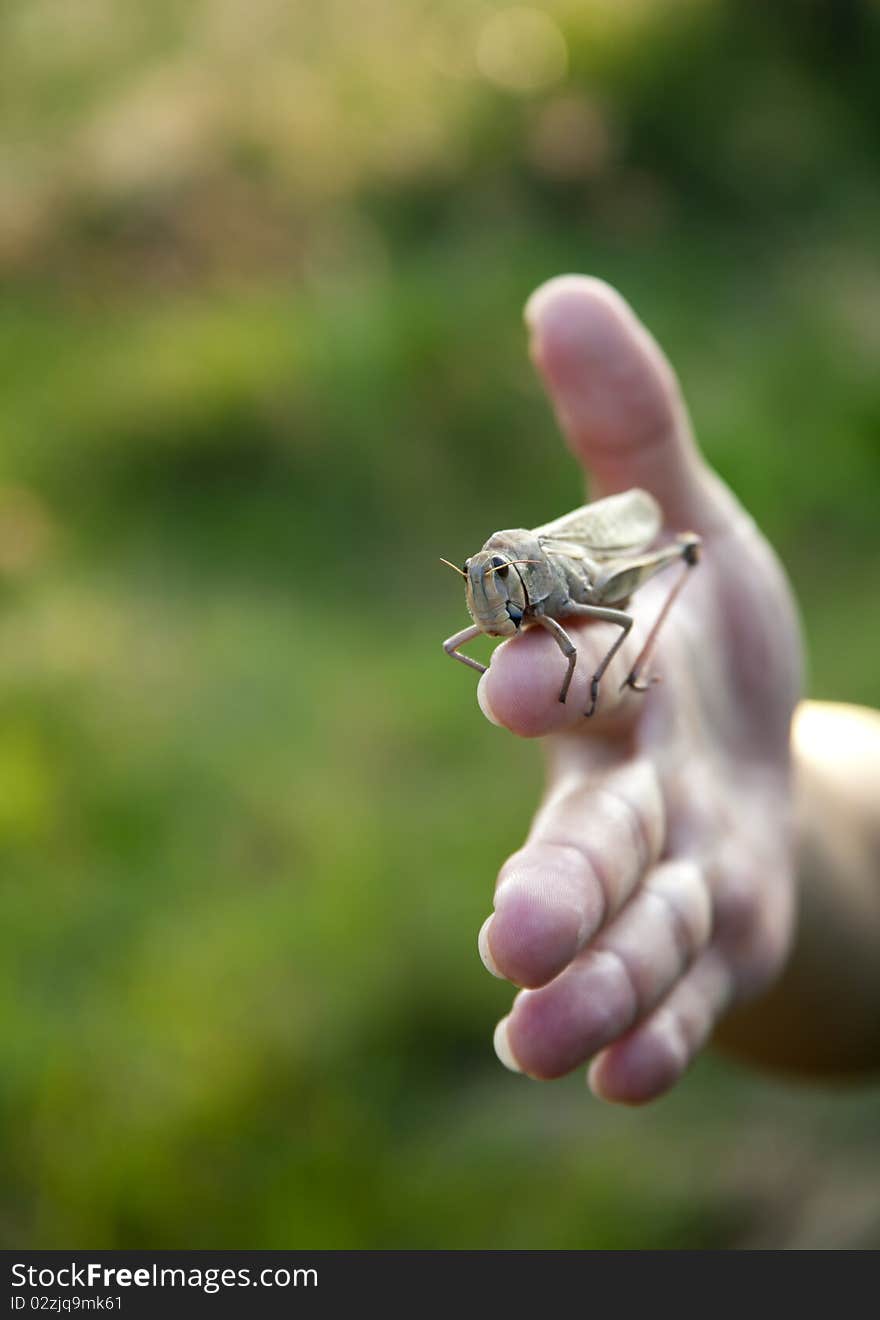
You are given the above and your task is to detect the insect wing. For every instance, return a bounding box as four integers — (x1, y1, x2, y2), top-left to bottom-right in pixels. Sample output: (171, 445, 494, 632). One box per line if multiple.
(532, 488, 660, 556)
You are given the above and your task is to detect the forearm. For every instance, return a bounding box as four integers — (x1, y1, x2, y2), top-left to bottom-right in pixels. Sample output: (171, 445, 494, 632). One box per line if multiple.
(714, 700, 880, 1076)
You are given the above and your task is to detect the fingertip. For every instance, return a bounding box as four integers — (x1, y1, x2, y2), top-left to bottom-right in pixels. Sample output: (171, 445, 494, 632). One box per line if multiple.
(524, 274, 622, 336)
(525, 273, 657, 400)
(586, 1054, 623, 1104)
(587, 1027, 686, 1105)
(588, 952, 732, 1103)
(476, 672, 502, 727)
(493, 1017, 523, 1074)
(480, 631, 570, 739)
(489, 877, 587, 988)
(523, 274, 728, 534)
(482, 623, 636, 737)
(478, 915, 504, 979)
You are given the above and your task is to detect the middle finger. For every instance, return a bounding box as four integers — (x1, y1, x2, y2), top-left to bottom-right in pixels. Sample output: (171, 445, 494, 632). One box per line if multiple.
(479, 758, 664, 988)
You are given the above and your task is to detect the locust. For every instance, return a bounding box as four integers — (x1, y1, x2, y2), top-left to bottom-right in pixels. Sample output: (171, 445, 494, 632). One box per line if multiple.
(442, 488, 701, 717)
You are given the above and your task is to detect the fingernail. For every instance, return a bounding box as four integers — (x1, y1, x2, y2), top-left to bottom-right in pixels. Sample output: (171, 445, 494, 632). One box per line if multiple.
(523, 278, 560, 330)
(477, 673, 502, 726)
(478, 915, 503, 978)
(523, 274, 586, 331)
(586, 1056, 604, 1096)
(587, 1055, 614, 1103)
(493, 1017, 522, 1074)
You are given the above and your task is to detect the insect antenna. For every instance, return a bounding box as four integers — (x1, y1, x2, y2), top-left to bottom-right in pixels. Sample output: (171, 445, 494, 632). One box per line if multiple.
(439, 557, 468, 578)
(485, 559, 543, 577)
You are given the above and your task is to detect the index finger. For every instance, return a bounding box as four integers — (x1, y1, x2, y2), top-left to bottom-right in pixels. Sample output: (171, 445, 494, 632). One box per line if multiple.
(478, 610, 645, 737)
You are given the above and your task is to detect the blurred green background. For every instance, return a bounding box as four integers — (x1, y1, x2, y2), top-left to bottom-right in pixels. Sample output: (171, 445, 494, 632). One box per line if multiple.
(1, 0, 879, 1248)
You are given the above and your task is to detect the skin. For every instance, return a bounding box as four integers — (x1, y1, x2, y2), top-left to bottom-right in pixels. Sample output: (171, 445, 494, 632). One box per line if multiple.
(476, 275, 880, 1103)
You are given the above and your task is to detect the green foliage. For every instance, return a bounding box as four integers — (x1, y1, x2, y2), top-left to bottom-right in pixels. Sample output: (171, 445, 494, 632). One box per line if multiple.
(1, 0, 879, 1248)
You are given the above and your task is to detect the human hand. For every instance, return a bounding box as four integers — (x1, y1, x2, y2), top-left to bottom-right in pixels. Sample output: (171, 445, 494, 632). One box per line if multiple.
(477, 276, 803, 1103)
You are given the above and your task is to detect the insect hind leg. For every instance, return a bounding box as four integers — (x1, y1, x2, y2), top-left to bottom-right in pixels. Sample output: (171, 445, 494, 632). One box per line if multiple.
(622, 534, 701, 694)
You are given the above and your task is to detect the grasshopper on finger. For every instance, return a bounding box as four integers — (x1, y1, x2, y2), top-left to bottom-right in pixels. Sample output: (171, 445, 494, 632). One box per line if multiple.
(442, 488, 700, 717)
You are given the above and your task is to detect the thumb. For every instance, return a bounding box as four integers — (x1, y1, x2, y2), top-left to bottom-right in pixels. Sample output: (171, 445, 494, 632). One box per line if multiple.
(526, 275, 736, 535)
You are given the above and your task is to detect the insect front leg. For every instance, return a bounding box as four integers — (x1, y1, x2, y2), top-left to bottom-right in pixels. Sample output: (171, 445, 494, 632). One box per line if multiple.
(557, 604, 634, 717)
(533, 615, 578, 704)
(442, 624, 487, 675)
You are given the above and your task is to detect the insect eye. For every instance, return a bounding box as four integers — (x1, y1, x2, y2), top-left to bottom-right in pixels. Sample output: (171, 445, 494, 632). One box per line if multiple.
(462, 559, 470, 575)
(490, 555, 509, 578)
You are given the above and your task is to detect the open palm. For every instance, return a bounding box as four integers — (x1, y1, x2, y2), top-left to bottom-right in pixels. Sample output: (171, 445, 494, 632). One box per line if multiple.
(477, 277, 803, 1103)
